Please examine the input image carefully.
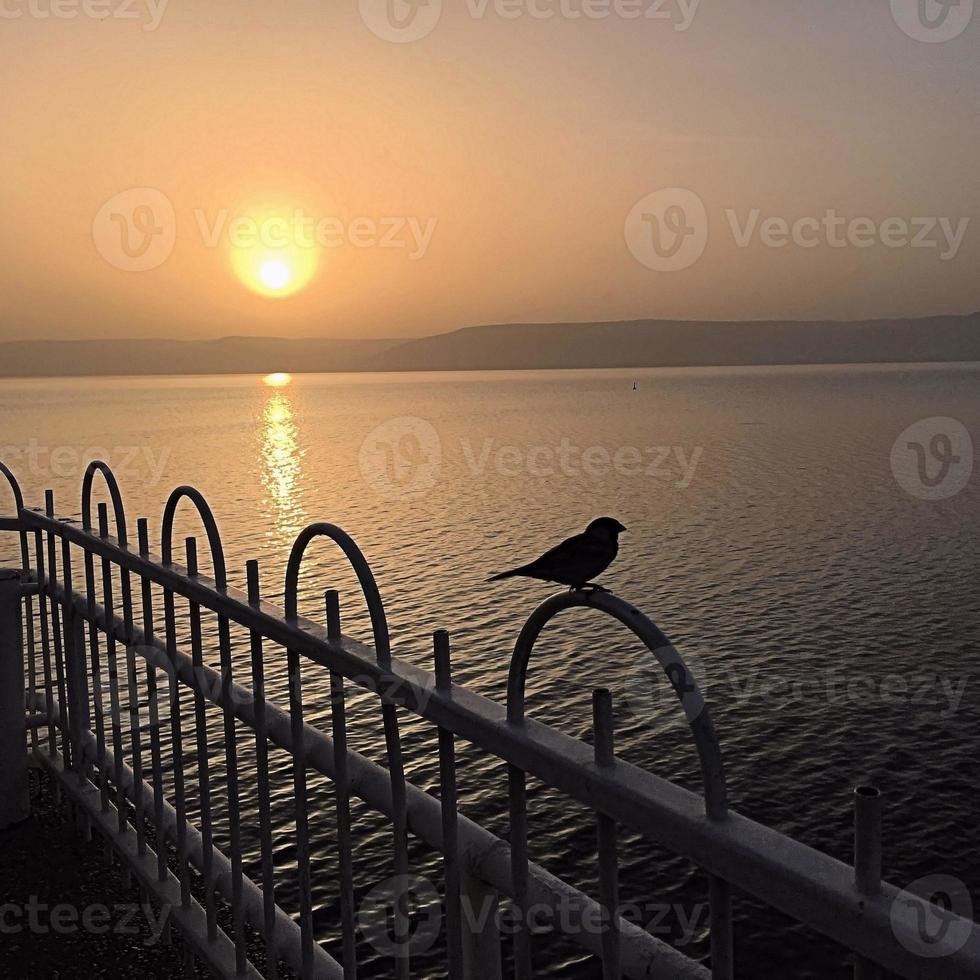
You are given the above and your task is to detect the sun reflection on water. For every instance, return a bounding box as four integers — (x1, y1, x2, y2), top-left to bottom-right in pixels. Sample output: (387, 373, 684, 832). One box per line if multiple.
(260, 387, 306, 537)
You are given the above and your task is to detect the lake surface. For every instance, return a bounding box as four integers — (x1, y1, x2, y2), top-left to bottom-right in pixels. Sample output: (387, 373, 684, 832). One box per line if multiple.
(1, 364, 978, 978)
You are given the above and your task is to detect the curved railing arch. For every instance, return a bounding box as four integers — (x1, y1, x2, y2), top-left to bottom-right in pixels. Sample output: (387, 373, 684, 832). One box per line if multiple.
(505, 588, 732, 980)
(160, 487, 227, 589)
(284, 523, 392, 663)
(0, 460, 29, 570)
(507, 589, 727, 819)
(284, 522, 410, 978)
(0, 460, 25, 514)
(81, 461, 129, 548)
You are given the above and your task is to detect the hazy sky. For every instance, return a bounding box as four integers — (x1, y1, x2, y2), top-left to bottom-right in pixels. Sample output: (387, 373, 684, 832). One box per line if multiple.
(0, 0, 977, 340)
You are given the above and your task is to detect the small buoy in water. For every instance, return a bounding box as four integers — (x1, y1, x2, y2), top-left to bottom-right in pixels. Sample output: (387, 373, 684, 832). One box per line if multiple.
(632, 381, 638, 390)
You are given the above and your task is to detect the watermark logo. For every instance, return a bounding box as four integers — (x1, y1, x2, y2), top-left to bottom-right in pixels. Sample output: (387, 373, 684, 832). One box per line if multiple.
(624, 655, 967, 723)
(359, 0, 699, 40)
(0, 0, 170, 30)
(0, 441, 172, 488)
(627, 194, 970, 271)
(358, 874, 708, 952)
(0, 897, 171, 944)
(359, 0, 442, 42)
(890, 874, 973, 958)
(358, 874, 442, 957)
(891, 0, 973, 42)
(459, 439, 703, 486)
(890, 417, 973, 501)
(195, 208, 437, 260)
(624, 188, 708, 272)
(359, 417, 442, 500)
(623, 647, 708, 726)
(94, 195, 437, 272)
(92, 188, 176, 272)
(726, 210, 969, 261)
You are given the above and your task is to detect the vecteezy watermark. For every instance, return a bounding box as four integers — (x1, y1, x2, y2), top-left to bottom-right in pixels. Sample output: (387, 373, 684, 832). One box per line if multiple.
(624, 188, 709, 272)
(0, 0, 169, 30)
(358, 0, 443, 42)
(890, 417, 973, 501)
(624, 655, 969, 728)
(92, 191, 438, 272)
(459, 439, 703, 485)
(890, 0, 974, 42)
(194, 209, 438, 261)
(358, 0, 700, 42)
(623, 646, 709, 724)
(357, 417, 705, 499)
(890, 875, 974, 958)
(0, 442, 172, 488)
(357, 875, 443, 957)
(725, 210, 970, 261)
(625, 189, 972, 272)
(0, 897, 171, 945)
(358, 417, 443, 501)
(358, 874, 709, 958)
(125, 651, 440, 729)
(93, 188, 177, 273)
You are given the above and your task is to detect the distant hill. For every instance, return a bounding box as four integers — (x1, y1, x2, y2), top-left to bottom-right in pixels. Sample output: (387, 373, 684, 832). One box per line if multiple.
(0, 336, 395, 378)
(370, 314, 980, 371)
(1, 314, 978, 378)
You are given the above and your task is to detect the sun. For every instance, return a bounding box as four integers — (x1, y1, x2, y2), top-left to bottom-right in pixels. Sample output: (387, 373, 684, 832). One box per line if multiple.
(229, 205, 319, 298)
(259, 259, 292, 291)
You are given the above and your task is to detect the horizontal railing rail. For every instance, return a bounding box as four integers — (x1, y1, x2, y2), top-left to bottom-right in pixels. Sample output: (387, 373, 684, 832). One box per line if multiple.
(1, 458, 978, 980)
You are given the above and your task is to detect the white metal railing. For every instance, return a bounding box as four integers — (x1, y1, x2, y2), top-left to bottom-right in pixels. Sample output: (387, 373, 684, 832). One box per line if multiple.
(0, 458, 978, 979)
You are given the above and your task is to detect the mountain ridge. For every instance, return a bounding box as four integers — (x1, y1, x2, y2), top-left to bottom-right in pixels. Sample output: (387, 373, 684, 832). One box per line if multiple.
(1, 313, 978, 378)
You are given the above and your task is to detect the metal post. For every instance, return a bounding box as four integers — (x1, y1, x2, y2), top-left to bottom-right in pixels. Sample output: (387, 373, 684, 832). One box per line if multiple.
(460, 869, 503, 980)
(434, 629, 464, 980)
(0, 570, 29, 829)
(854, 785, 882, 980)
(593, 689, 621, 980)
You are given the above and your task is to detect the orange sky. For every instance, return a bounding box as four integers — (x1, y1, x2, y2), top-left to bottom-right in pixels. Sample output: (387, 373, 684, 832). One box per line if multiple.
(0, 0, 977, 340)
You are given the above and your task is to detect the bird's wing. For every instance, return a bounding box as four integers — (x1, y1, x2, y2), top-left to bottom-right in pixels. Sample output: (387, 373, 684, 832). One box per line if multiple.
(520, 532, 585, 569)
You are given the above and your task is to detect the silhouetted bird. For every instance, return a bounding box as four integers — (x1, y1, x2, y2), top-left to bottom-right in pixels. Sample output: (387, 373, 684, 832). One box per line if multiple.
(488, 517, 626, 590)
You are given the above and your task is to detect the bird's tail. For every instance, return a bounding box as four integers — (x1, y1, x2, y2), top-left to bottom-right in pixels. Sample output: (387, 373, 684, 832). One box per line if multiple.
(487, 567, 523, 583)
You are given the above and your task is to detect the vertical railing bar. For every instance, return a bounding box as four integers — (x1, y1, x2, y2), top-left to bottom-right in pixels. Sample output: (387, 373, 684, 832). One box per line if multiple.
(97, 503, 127, 836)
(434, 629, 464, 980)
(137, 518, 168, 884)
(288, 639, 315, 979)
(65, 607, 90, 800)
(116, 505, 143, 857)
(44, 491, 71, 772)
(708, 876, 734, 980)
(64, 568, 89, 792)
(59, 527, 93, 843)
(374, 625, 412, 980)
(854, 786, 882, 980)
(325, 589, 356, 980)
(382, 696, 411, 980)
(185, 536, 218, 942)
(708, 877, 734, 979)
(161, 538, 191, 909)
(59, 533, 81, 769)
(21, 525, 38, 754)
(593, 688, 621, 980)
(216, 601, 247, 974)
(507, 760, 532, 980)
(82, 529, 110, 811)
(247, 560, 279, 980)
(30, 524, 57, 758)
